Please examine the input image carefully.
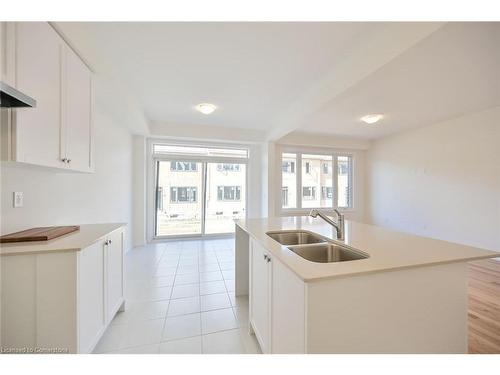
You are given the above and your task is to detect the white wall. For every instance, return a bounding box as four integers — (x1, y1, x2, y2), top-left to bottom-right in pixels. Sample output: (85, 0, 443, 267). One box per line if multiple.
(366, 106, 500, 251)
(1, 108, 134, 250)
(132, 135, 146, 247)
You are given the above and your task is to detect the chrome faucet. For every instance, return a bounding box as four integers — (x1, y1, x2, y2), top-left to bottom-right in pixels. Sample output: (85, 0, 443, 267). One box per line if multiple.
(309, 209, 345, 240)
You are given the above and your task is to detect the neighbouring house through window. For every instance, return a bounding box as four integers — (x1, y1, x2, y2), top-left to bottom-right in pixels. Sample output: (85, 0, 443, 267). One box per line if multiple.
(171, 161, 197, 171)
(217, 186, 241, 201)
(170, 186, 198, 203)
(302, 186, 316, 200)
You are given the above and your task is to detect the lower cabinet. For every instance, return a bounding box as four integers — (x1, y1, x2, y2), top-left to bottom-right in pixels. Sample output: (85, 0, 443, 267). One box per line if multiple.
(249, 238, 306, 354)
(249, 239, 272, 353)
(1, 227, 125, 353)
(105, 229, 124, 322)
(78, 239, 106, 353)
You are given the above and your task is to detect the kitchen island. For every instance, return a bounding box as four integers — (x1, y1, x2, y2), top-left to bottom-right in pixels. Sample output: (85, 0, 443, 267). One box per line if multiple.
(234, 217, 498, 354)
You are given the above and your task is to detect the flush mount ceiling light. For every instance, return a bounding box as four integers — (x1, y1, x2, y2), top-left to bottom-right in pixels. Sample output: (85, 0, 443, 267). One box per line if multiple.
(361, 114, 384, 124)
(195, 103, 217, 115)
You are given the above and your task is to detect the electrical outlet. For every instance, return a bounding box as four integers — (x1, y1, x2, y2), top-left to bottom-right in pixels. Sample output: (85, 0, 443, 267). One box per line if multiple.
(13, 192, 23, 208)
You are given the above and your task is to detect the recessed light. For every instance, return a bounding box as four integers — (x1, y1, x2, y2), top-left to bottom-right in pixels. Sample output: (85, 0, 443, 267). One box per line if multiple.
(361, 114, 383, 124)
(196, 103, 217, 115)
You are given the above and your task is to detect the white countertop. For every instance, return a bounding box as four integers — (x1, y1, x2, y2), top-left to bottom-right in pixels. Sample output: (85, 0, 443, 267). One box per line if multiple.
(0, 223, 125, 256)
(236, 217, 499, 282)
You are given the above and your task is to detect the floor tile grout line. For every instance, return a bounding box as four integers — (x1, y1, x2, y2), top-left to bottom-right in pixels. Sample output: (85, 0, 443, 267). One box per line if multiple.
(113, 239, 246, 354)
(160, 246, 180, 339)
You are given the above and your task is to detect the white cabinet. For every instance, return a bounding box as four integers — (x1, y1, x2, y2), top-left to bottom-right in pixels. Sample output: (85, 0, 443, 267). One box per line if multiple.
(1, 226, 125, 353)
(249, 238, 306, 354)
(63, 45, 92, 171)
(104, 229, 124, 323)
(78, 239, 106, 353)
(1, 22, 93, 173)
(250, 239, 272, 353)
(14, 22, 63, 168)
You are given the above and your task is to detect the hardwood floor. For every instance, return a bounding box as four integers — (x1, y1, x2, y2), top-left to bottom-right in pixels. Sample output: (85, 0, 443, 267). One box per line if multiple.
(468, 259, 500, 353)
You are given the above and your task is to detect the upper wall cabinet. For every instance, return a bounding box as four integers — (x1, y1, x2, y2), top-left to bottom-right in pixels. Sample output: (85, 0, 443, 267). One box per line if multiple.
(1, 22, 93, 173)
(63, 44, 93, 172)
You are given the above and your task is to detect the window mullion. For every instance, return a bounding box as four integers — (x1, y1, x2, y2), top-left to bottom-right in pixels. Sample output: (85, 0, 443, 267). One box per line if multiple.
(333, 154, 339, 209)
(296, 153, 302, 209)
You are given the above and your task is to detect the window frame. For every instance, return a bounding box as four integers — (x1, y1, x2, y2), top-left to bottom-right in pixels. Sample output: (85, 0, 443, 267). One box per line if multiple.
(277, 145, 355, 215)
(148, 139, 250, 241)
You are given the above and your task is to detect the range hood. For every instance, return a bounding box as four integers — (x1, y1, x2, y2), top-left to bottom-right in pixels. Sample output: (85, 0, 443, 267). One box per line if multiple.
(0, 81, 36, 108)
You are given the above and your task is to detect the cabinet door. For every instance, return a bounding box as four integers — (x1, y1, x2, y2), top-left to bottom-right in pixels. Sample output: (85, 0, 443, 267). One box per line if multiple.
(105, 230, 124, 323)
(250, 239, 271, 353)
(15, 22, 64, 168)
(271, 258, 306, 353)
(64, 45, 92, 172)
(78, 239, 106, 353)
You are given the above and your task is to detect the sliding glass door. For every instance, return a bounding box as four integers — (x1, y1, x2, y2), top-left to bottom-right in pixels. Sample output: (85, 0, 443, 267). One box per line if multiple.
(205, 162, 246, 234)
(155, 160, 203, 236)
(153, 144, 248, 238)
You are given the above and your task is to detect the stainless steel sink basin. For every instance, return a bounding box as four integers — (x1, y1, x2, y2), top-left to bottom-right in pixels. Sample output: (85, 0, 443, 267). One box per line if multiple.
(287, 243, 369, 263)
(266, 230, 327, 246)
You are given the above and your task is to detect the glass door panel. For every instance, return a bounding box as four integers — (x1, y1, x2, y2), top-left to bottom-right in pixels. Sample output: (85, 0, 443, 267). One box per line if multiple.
(205, 162, 246, 234)
(155, 160, 203, 236)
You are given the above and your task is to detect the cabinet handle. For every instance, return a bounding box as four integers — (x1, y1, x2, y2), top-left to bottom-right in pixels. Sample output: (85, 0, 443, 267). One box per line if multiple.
(61, 158, 68, 163)
(267, 257, 271, 263)
(104, 240, 110, 245)
(67, 159, 71, 163)
(263, 254, 268, 261)
(108, 239, 112, 244)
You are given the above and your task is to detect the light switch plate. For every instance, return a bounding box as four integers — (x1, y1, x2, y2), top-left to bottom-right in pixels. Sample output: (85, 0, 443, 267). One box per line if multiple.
(13, 192, 23, 208)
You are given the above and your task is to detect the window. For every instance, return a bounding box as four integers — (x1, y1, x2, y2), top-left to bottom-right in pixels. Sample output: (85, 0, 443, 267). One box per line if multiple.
(154, 144, 248, 158)
(153, 143, 248, 237)
(281, 153, 297, 208)
(170, 187, 197, 203)
(280, 151, 353, 210)
(156, 187, 164, 211)
(217, 186, 241, 201)
(302, 154, 332, 208)
(170, 161, 197, 171)
(322, 163, 330, 174)
(321, 186, 333, 199)
(302, 186, 316, 200)
(282, 161, 295, 173)
(337, 156, 352, 208)
(217, 163, 241, 172)
(282, 187, 289, 207)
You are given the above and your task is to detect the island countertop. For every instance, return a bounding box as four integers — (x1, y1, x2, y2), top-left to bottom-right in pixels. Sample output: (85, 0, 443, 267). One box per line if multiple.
(0, 223, 126, 256)
(235, 217, 499, 282)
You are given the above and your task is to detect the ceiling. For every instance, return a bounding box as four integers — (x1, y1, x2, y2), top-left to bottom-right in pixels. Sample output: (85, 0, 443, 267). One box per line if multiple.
(55, 22, 372, 130)
(303, 22, 500, 139)
(55, 22, 500, 140)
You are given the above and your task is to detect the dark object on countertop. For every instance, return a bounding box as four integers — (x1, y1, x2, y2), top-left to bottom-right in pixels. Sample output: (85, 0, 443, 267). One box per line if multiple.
(0, 226, 80, 243)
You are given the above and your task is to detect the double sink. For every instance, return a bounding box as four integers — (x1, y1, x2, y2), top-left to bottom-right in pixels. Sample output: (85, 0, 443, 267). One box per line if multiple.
(266, 230, 369, 263)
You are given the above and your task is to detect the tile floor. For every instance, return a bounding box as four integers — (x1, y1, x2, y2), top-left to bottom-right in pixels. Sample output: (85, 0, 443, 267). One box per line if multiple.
(93, 237, 261, 354)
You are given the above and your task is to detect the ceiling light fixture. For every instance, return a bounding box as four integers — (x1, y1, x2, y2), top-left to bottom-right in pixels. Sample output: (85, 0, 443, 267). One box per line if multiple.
(196, 103, 217, 115)
(361, 114, 384, 124)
